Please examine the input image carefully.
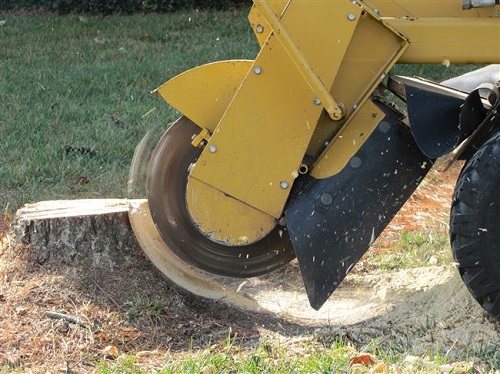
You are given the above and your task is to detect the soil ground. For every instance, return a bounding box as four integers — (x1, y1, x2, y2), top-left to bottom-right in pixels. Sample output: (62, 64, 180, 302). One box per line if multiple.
(1, 160, 500, 372)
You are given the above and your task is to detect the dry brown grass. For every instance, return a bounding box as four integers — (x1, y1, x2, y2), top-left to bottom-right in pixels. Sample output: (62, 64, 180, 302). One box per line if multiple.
(0, 233, 265, 373)
(1, 159, 498, 373)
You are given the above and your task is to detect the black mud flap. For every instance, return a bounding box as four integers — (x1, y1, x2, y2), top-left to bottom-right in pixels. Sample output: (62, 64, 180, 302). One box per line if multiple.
(389, 75, 470, 158)
(454, 83, 500, 160)
(389, 73, 500, 161)
(285, 104, 434, 310)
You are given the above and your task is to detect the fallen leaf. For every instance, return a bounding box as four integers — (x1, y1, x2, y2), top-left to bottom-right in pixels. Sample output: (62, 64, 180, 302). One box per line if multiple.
(136, 350, 158, 357)
(391, 364, 402, 374)
(94, 332, 112, 341)
(202, 365, 216, 374)
(350, 353, 377, 366)
(15, 306, 28, 316)
(404, 355, 423, 365)
(439, 361, 474, 373)
(102, 345, 119, 359)
(55, 320, 70, 333)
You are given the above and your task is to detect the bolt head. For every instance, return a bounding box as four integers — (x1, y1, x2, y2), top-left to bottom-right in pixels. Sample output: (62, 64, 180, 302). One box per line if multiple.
(208, 144, 217, 153)
(378, 121, 391, 133)
(349, 156, 362, 169)
(280, 181, 289, 189)
(255, 24, 264, 34)
(253, 66, 262, 75)
(321, 193, 333, 206)
(347, 12, 356, 21)
(313, 98, 321, 106)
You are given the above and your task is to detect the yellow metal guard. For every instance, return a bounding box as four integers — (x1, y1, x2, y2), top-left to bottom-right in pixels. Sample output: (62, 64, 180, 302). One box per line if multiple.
(155, 0, 500, 245)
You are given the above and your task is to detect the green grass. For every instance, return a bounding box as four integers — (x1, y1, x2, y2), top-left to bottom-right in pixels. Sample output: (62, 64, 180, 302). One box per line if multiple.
(1, 12, 494, 373)
(0, 10, 259, 211)
(0, 11, 484, 212)
(93, 332, 500, 373)
(369, 230, 452, 272)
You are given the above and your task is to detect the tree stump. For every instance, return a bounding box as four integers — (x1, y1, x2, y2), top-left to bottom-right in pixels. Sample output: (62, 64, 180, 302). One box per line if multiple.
(15, 199, 142, 269)
(13, 199, 270, 314)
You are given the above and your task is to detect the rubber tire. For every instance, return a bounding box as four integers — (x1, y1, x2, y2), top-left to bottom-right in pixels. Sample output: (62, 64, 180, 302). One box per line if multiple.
(450, 131, 500, 318)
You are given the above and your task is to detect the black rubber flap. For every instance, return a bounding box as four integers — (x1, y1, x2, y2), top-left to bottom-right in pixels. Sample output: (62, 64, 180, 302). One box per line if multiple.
(459, 83, 500, 160)
(402, 77, 469, 158)
(285, 105, 433, 310)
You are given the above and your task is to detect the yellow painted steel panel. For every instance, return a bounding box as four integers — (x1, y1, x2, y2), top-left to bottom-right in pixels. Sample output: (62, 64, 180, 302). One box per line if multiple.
(186, 177, 276, 245)
(190, 1, 362, 218)
(361, 0, 499, 17)
(190, 42, 320, 219)
(306, 12, 407, 160)
(386, 18, 500, 64)
(155, 60, 252, 132)
(330, 13, 407, 117)
(248, 1, 289, 46)
(281, 1, 362, 90)
(312, 100, 384, 179)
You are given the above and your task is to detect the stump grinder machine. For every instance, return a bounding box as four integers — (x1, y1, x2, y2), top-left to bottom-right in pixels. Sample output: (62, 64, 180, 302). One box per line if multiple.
(129, 0, 500, 317)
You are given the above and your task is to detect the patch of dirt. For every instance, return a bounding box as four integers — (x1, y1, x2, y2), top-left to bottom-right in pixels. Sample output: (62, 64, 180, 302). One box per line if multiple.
(373, 159, 463, 253)
(0, 236, 279, 372)
(1, 159, 500, 372)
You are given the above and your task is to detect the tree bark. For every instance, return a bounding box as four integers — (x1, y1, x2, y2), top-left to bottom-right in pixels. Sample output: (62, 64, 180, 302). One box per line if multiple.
(15, 199, 142, 269)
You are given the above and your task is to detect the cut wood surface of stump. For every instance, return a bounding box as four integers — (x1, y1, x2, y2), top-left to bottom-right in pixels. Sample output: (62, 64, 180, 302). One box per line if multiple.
(15, 199, 142, 269)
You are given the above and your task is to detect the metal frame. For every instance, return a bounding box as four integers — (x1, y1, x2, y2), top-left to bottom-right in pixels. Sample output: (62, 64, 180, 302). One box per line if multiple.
(156, 0, 500, 245)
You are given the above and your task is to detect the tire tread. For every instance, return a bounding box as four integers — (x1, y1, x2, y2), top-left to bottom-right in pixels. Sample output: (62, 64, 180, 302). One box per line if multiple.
(450, 131, 500, 318)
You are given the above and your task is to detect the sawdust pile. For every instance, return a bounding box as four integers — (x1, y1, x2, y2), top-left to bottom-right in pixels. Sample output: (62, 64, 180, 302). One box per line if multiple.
(336, 266, 500, 359)
(313, 160, 500, 358)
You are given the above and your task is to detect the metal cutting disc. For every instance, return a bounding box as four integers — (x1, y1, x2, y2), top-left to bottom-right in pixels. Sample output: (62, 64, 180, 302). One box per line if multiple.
(128, 199, 265, 313)
(136, 116, 295, 279)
